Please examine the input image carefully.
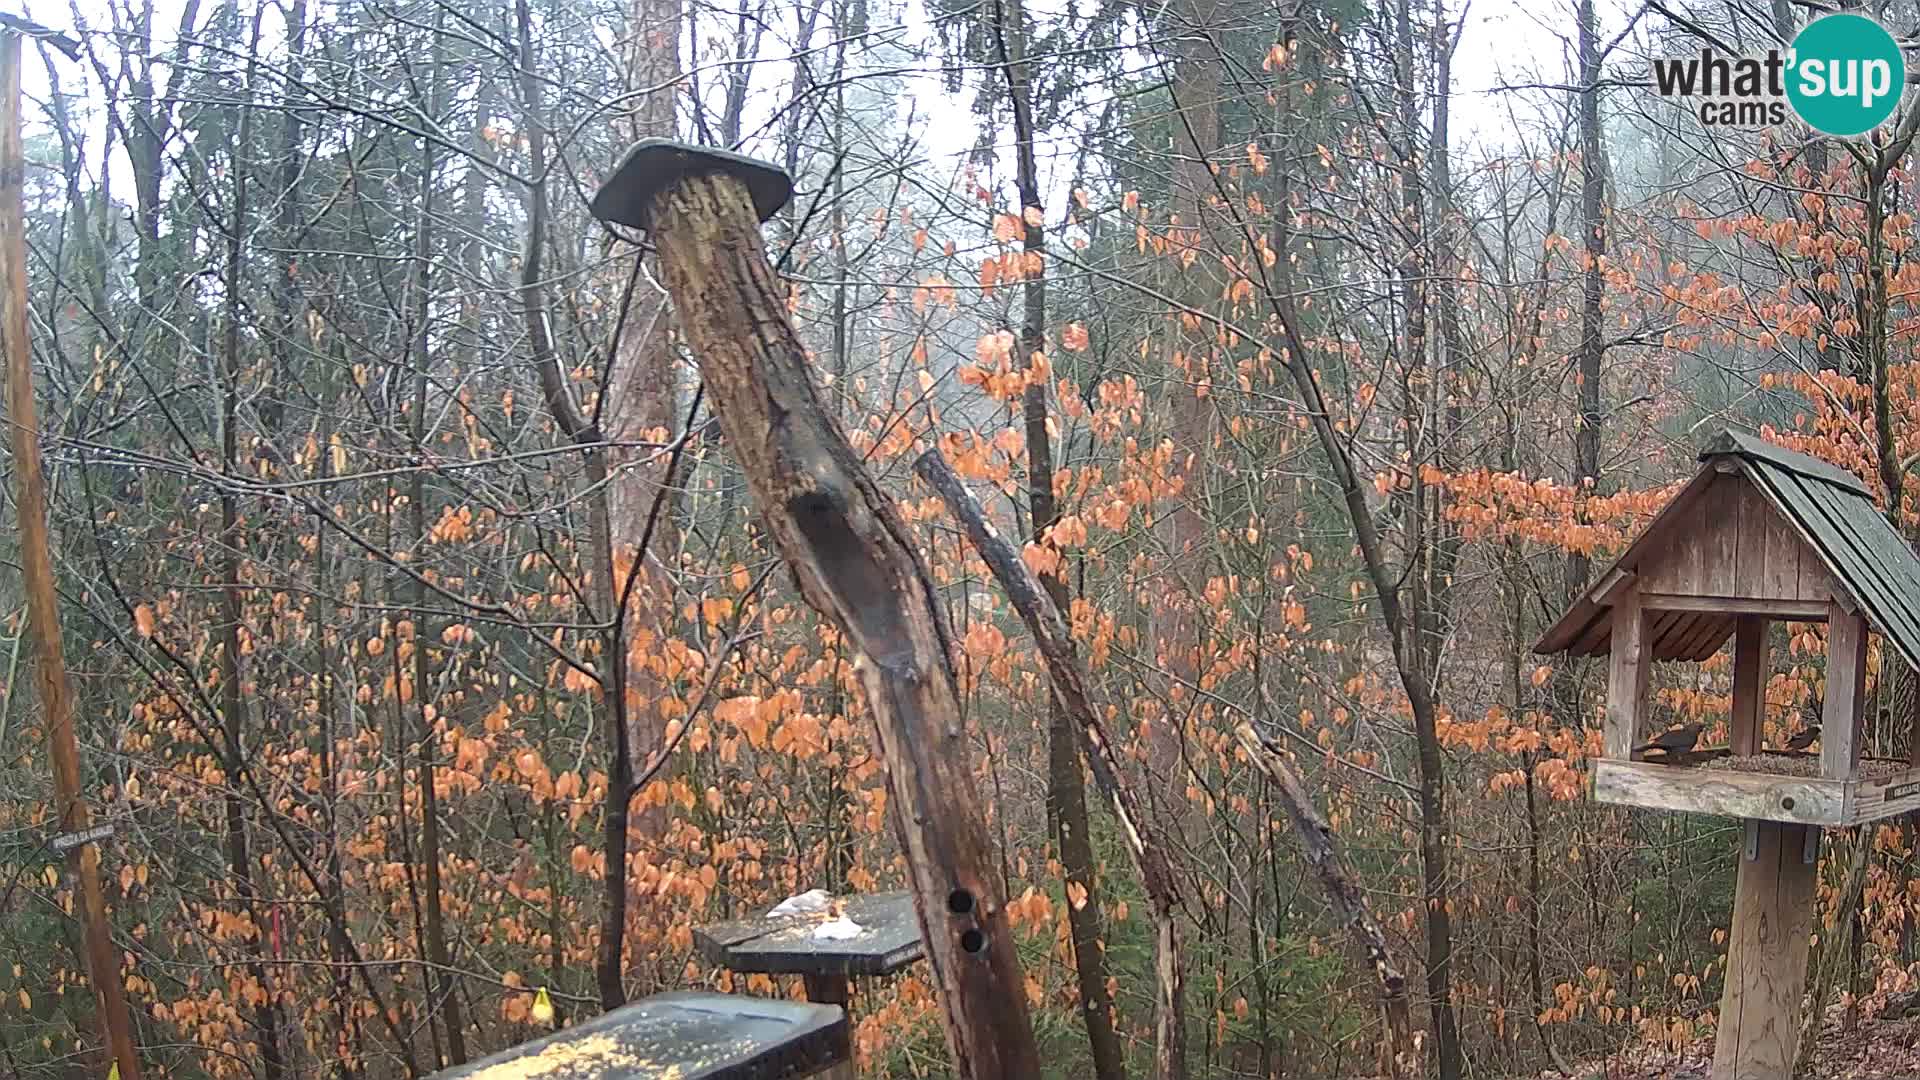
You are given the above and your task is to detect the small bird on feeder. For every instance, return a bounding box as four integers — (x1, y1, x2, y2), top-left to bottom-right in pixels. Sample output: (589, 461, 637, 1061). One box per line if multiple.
(1785, 724, 1821, 752)
(1635, 722, 1705, 756)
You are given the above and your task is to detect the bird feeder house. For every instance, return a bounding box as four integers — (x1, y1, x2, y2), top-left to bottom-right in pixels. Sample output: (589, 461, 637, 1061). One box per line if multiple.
(1537, 429, 1920, 1079)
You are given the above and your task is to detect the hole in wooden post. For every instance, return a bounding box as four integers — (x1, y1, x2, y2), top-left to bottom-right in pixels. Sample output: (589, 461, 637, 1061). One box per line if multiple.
(947, 888, 974, 915)
(960, 928, 987, 954)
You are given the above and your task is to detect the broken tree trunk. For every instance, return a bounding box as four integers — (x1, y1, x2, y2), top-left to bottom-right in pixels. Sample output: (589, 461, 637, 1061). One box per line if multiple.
(1233, 726, 1418, 1077)
(590, 141, 1042, 1080)
(914, 447, 1186, 1080)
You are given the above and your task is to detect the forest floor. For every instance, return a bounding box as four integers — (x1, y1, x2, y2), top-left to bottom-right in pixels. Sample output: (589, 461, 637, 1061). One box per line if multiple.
(1544, 998, 1920, 1078)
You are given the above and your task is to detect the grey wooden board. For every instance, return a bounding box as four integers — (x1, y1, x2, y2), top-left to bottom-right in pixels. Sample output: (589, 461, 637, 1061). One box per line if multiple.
(694, 891, 924, 977)
(429, 992, 847, 1080)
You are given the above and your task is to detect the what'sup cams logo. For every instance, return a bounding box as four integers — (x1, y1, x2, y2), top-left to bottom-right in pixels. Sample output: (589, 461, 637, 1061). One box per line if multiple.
(1652, 13, 1907, 136)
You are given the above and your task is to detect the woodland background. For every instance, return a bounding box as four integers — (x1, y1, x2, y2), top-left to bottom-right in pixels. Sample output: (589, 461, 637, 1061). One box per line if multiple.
(0, 0, 1916, 1076)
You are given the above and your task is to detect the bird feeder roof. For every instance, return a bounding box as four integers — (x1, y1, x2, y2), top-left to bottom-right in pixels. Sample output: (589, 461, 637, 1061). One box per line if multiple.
(1535, 429, 1920, 671)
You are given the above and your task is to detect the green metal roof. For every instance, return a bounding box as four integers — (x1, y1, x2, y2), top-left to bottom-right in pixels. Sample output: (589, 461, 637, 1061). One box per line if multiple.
(1708, 430, 1920, 672)
(1535, 429, 1920, 671)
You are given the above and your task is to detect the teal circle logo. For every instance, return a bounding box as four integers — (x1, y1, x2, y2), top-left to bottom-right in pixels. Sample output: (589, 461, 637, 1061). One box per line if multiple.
(1787, 14, 1905, 137)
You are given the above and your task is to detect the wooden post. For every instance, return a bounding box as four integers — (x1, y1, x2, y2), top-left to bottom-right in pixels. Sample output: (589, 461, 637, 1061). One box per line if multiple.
(1712, 821, 1818, 1080)
(1731, 616, 1767, 755)
(801, 973, 850, 1008)
(590, 141, 1043, 1079)
(1822, 601, 1868, 780)
(0, 32, 144, 1080)
(802, 976, 856, 1080)
(1605, 586, 1649, 759)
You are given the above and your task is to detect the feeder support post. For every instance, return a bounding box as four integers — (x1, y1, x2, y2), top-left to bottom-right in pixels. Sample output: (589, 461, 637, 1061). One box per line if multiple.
(1712, 820, 1818, 1080)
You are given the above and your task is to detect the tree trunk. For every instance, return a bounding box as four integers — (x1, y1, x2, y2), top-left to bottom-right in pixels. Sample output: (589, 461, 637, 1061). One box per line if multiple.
(1235, 726, 1417, 1076)
(640, 164, 1044, 1080)
(607, 0, 684, 795)
(220, 23, 287, 1075)
(994, 1, 1125, 1075)
(408, 18, 464, 1061)
(515, 0, 638, 1010)
(0, 33, 145, 1080)
(1565, 0, 1605, 607)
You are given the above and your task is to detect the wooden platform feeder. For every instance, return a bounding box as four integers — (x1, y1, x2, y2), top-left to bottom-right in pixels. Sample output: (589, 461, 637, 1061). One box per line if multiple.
(430, 992, 852, 1079)
(1536, 429, 1920, 1080)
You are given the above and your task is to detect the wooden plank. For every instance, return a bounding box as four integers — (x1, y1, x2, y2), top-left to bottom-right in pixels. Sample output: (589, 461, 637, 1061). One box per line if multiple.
(1735, 478, 1770, 596)
(693, 891, 924, 978)
(1655, 610, 1700, 661)
(1846, 764, 1920, 823)
(1606, 588, 1651, 761)
(1677, 613, 1734, 662)
(1822, 601, 1868, 780)
(1731, 617, 1767, 756)
(1747, 467, 1845, 608)
(1760, 499, 1807, 600)
(1797, 545, 1835, 604)
(1591, 760, 1847, 825)
(1701, 477, 1741, 595)
(1642, 480, 1714, 595)
(1593, 566, 1636, 607)
(1569, 608, 1614, 656)
(1638, 594, 1827, 620)
(802, 974, 851, 1006)
(1712, 821, 1818, 1080)
(1648, 607, 1686, 648)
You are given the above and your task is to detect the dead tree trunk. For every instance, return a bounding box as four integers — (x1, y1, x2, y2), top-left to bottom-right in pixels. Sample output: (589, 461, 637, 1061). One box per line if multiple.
(596, 143, 1043, 1080)
(1233, 726, 1417, 1077)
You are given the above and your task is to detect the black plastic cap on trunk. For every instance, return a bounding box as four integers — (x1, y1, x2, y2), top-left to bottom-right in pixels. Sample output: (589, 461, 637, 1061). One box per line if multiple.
(590, 138, 794, 230)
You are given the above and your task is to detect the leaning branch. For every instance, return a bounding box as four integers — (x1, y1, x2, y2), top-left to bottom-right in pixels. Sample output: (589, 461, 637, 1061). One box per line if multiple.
(913, 447, 1187, 1080)
(1233, 724, 1417, 1077)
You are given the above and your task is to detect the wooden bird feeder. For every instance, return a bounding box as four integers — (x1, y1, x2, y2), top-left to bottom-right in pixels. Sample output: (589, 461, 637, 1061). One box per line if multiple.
(1537, 429, 1920, 1079)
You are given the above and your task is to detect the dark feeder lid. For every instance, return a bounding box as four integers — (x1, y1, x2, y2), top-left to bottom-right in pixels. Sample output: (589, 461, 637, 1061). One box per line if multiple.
(590, 138, 794, 231)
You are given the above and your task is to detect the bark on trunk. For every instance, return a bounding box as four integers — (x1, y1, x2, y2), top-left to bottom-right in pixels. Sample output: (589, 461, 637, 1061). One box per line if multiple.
(518, 0, 640, 1009)
(0, 33, 145, 1080)
(408, 20, 464, 1060)
(220, 28, 287, 1074)
(607, 0, 684, 782)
